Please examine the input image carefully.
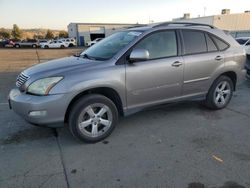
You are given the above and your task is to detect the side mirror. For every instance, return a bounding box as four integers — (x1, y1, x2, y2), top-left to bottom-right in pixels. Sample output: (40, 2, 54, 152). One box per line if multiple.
(129, 49, 149, 63)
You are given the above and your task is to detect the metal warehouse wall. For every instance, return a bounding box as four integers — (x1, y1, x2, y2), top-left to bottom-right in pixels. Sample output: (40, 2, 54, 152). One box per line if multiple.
(213, 13, 250, 31)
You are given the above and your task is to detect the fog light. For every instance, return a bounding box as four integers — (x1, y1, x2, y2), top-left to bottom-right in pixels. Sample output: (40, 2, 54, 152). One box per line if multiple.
(29, 110, 47, 117)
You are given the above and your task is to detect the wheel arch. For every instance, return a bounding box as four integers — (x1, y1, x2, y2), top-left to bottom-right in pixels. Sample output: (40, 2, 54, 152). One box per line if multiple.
(220, 71, 237, 90)
(64, 87, 124, 123)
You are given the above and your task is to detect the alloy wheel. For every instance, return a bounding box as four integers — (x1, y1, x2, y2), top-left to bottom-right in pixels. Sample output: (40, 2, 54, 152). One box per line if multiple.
(77, 103, 113, 138)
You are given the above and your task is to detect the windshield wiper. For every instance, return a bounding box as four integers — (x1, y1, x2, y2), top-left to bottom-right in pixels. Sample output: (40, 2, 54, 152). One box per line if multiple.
(81, 53, 94, 60)
(81, 53, 108, 61)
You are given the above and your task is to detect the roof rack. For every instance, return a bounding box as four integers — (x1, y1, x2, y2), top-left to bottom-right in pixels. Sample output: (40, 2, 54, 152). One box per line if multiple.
(152, 22, 215, 29)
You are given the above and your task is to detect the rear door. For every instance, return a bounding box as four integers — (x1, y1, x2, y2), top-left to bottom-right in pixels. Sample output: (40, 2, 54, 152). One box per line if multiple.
(126, 30, 184, 108)
(181, 29, 227, 96)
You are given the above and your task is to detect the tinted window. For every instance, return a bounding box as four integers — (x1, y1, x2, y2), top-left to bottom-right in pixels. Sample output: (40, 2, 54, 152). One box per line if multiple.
(236, 38, 248, 45)
(246, 40, 250, 46)
(134, 31, 177, 59)
(211, 35, 229, 50)
(205, 34, 218, 52)
(183, 30, 207, 55)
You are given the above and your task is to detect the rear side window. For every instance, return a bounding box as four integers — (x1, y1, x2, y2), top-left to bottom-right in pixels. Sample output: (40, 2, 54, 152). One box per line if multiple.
(205, 34, 218, 52)
(134, 30, 177, 59)
(182, 30, 207, 55)
(210, 35, 229, 51)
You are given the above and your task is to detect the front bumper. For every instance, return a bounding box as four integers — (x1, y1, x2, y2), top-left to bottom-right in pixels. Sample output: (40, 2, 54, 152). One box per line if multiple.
(8, 89, 71, 127)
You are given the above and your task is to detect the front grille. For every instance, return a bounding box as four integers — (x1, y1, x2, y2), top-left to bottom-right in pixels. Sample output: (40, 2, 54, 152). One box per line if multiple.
(16, 72, 29, 87)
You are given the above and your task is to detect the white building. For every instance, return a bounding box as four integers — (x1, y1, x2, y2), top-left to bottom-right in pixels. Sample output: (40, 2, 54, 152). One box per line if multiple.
(173, 9, 250, 38)
(68, 23, 140, 46)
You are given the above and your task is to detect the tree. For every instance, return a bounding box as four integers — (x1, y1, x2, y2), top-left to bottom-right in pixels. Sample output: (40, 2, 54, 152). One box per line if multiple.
(59, 31, 68, 38)
(33, 34, 45, 39)
(0, 28, 10, 39)
(11, 24, 22, 39)
(45, 29, 54, 39)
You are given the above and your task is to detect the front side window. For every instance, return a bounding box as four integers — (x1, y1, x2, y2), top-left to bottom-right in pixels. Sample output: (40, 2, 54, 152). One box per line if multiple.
(183, 30, 207, 55)
(134, 30, 177, 59)
(81, 31, 143, 60)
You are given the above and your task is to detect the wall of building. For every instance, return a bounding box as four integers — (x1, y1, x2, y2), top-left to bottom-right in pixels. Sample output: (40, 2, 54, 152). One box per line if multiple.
(68, 23, 138, 46)
(173, 11, 250, 37)
(213, 13, 250, 31)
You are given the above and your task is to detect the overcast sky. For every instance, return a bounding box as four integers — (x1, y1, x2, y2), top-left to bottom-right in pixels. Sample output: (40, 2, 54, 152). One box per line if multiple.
(0, 0, 249, 30)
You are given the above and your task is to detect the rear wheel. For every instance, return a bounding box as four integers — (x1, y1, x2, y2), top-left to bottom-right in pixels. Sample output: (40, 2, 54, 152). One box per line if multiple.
(15, 44, 20, 48)
(68, 94, 118, 143)
(205, 75, 233, 110)
(44, 45, 49, 49)
(60, 45, 65, 48)
(32, 44, 37, 48)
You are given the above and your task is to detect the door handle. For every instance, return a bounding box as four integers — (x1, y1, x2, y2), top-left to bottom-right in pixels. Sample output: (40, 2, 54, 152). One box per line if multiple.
(172, 61, 183, 67)
(215, 55, 223, 61)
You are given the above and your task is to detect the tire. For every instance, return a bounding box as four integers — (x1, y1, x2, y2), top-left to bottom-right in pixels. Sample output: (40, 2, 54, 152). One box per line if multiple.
(68, 94, 118, 143)
(205, 75, 234, 110)
(15, 44, 20, 48)
(32, 44, 37, 48)
(44, 45, 49, 49)
(60, 45, 65, 49)
(69, 43, 73, 47)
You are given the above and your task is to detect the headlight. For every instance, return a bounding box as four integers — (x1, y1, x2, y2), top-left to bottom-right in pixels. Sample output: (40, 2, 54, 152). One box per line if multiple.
(27, 77, 63, 95)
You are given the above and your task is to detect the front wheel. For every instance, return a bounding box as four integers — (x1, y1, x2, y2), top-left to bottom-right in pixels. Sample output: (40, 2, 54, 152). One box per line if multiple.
(205, 75, 233, 110)
(68, 94, 118, 143)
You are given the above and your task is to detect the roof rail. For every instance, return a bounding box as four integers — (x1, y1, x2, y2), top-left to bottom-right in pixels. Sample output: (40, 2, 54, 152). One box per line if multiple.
(152, 22, 215, 29)
(126, 24, 148, 29)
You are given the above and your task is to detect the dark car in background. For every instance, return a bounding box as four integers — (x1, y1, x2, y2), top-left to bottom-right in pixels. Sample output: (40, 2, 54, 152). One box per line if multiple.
(14, 39, 40, 48)
(0, 39, 20, 47)
(0, 40, 8, 47)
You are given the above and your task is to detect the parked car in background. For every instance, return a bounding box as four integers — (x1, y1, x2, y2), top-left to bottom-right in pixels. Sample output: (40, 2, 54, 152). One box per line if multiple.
(9, 22, 246, 143)
(39, 39, 50, 45)
(3, 39, 20, 47)
(40, 40, 68, 48)
(236, 37, 250, 79)
(14, 39, 39, 48)
(86, 38, 103, 47)
(58, 38, 76, 47)
(236, 37, 250, 54)
(0, 39, 8, 47)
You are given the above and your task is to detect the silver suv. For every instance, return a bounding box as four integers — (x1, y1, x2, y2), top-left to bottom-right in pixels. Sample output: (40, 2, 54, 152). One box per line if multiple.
(9, 22, 246, 142)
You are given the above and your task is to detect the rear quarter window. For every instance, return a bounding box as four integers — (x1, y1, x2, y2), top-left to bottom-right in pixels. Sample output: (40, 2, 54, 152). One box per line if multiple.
(210, 35, 229, 51)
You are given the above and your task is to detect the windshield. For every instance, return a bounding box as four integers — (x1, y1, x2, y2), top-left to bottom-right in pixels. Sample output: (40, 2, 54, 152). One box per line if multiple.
(80, 31, 143, 60)
(236, 38, 249, 45)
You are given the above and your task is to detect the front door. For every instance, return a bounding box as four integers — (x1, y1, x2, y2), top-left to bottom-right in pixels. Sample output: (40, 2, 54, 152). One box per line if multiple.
(125, 30, 183, 109)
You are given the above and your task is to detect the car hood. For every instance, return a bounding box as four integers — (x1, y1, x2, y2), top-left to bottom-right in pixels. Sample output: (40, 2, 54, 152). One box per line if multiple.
(23, 56, 103, 77)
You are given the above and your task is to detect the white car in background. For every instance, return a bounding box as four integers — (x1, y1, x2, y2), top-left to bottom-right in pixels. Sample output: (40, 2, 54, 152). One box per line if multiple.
(86, 38, 103, 47)
(40, 40, 68, 49)
(58, 38, 76, 47)
(235, 37, 250, 54)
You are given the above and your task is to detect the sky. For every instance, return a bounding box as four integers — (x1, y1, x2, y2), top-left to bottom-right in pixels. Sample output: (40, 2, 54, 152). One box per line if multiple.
(0, 0, 249, 30)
